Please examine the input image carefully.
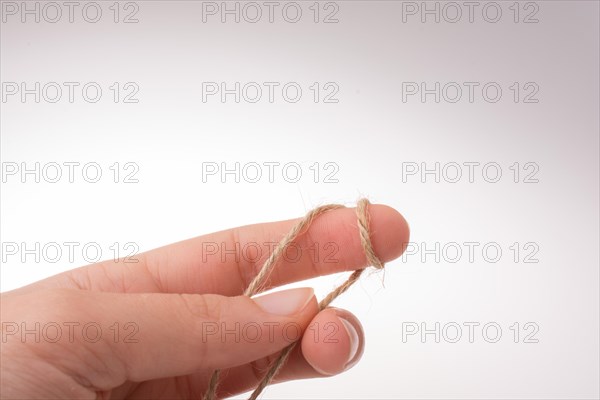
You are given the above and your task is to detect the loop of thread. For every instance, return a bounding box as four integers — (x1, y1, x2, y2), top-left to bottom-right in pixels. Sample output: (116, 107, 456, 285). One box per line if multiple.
(203, 198, 384, 400)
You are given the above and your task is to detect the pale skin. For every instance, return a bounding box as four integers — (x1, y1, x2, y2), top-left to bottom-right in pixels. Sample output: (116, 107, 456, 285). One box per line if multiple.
(0, 204, 409, 399)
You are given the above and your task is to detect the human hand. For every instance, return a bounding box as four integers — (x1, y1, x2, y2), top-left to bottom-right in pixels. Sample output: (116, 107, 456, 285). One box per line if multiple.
(1, 204, 409, 399)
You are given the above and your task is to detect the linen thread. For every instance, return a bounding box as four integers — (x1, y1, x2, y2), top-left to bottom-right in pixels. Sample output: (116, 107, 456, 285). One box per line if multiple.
(204, 198, 383, 400)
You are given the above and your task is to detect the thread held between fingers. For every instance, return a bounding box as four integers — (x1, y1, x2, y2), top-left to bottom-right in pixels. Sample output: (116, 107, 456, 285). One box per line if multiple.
(203, 199, 384, 400)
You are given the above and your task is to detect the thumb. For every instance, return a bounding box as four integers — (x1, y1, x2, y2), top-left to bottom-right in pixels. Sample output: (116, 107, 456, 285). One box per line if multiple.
(2, 287, 318, 390)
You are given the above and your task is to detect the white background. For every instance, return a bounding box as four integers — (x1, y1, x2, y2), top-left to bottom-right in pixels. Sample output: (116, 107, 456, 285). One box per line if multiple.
(1, 1, 599, 398)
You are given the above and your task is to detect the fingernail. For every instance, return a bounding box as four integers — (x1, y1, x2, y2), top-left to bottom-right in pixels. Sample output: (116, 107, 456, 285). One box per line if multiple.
(253, 287, 315, 316)
(339, 317, 360, 368)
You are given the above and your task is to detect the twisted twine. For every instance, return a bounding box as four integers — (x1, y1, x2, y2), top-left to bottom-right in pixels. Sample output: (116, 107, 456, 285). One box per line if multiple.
(204, 198, 384, 400)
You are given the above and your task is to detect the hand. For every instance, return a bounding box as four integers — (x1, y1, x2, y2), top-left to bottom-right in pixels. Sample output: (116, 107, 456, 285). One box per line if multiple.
(1, 204, 409, 399)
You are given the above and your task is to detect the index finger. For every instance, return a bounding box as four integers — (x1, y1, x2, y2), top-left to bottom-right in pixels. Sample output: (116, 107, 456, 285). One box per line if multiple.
(21, 204, 409, 296)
